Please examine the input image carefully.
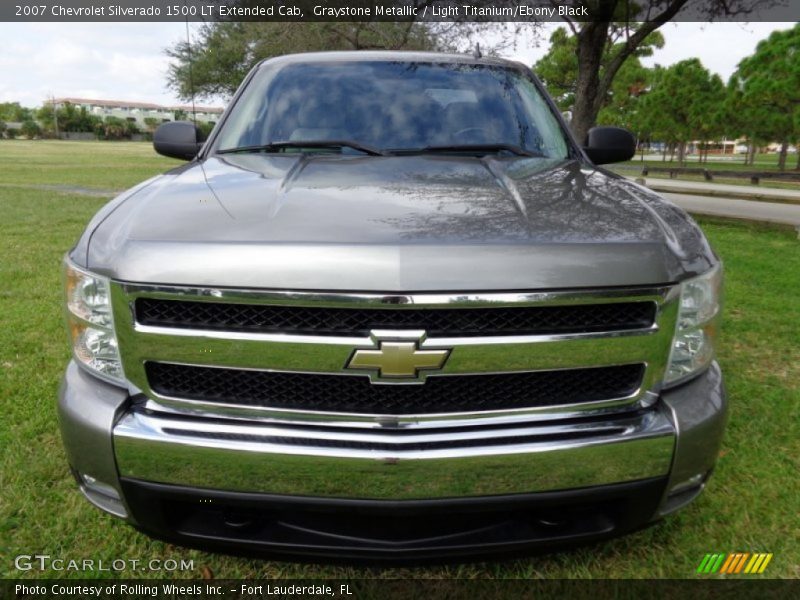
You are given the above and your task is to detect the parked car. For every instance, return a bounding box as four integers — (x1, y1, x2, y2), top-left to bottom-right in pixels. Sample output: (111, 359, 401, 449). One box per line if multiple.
(59, 51, 726, 563)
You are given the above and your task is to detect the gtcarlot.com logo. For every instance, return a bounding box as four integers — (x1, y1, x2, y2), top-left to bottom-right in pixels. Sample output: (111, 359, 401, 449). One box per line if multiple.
(14, 554, 194, 572)
(697, 552, 773, 574)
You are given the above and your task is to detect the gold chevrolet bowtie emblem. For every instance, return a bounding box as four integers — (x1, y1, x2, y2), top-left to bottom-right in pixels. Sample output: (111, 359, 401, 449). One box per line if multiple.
(346, 332, 450, 382)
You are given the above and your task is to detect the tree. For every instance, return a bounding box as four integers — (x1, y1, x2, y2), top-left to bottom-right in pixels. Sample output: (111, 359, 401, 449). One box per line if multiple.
(38, 102, 101, 136)
(635, 59, 725, 165)
(166, 18, 519, 100)
(0, 121, 6, 138)
(20, 120, 41, 139)
(96, 116, 139, 140)
(732, 24, 800, 170)
(198, 121, 215, 137)
(143, 117, 160, 133)
(167, 22, 442, 100)
(0, 102, 33, 123)
(534, 25, 662, 128)
(558, 0, 771, 142)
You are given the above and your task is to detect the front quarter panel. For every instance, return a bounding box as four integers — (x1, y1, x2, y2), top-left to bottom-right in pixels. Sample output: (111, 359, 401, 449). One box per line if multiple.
(70, 174, 165, 268)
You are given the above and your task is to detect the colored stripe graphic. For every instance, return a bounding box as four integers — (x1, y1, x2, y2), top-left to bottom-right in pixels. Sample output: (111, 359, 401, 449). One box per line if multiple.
(719, 553, 736, 574)
(733, 553, 750, 573)
(699, 552, 773, 574)
(697, 554, 713, 573)
(712, 554, 726, 573)
(758, 554, 773, 573)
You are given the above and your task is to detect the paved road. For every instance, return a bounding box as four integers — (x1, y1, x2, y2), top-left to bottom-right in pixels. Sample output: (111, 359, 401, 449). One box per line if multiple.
(623, 176, 800, 228)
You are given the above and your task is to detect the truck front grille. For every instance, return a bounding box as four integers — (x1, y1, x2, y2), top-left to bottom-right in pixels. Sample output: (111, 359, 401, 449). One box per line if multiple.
(145, 362, 644, 415)
(114, 283, 678, 424)
(135, 298, 656, 337)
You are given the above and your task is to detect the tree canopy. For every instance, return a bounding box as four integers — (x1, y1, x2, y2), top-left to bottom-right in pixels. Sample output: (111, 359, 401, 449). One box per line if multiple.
(167, 22, 435, 99)
(37, 102, 102, 135)
(634, 59, 726, 163)
(533, 25, 663, 129)
(165, 1, 770, 140)
(165, 21, 509, 100)
(553, 0, 773, 141)
(0, 102, 33, 123)
(731, 24, 800, 169)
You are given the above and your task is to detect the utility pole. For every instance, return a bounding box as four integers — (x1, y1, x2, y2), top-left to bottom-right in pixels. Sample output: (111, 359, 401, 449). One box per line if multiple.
(51, 95, 59, 138)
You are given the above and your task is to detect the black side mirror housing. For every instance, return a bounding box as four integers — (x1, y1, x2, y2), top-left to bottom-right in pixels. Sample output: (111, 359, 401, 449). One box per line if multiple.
(583, 126, 636, 165)
(153, 121, 205, 160)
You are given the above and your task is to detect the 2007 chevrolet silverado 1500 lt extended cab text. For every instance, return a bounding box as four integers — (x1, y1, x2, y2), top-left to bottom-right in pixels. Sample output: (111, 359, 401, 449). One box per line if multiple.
(59, 51, 726, 563)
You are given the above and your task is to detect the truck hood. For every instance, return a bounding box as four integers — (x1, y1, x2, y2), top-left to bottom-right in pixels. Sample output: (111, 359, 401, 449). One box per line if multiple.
(81, 154, 715, 290)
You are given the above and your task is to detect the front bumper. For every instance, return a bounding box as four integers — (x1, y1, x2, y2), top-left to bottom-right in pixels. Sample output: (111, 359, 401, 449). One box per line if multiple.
(58, 360, 727, 561)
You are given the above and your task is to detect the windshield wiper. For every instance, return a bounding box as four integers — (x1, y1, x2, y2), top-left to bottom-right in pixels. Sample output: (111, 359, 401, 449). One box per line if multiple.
(393, 143, 543, 158)
(217, 140, 387, 156)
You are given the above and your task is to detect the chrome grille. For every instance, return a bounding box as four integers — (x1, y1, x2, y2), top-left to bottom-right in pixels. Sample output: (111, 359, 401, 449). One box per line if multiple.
(112, 284, 679, 426)
(135, 298, 656, 337)
(146, 362, 645, 415)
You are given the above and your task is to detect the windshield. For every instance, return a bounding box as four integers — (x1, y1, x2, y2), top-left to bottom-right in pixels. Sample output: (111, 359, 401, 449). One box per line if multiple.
(214, 60, 571, 158)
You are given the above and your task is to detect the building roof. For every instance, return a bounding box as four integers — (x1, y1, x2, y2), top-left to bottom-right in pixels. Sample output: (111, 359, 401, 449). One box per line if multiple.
(52, 97, 224, 113)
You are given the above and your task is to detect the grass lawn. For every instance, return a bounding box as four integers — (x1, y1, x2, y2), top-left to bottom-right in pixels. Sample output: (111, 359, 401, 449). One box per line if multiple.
(621, 153, 795, 171)
(1, 140, 798, 579)
(0, 139, 182, 190)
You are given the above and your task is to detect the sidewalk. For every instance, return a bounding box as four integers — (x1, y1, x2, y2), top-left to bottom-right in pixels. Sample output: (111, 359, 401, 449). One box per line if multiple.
(626, 175, 800, 203)
(661, 192, 800, 228)
(625, 177, 800, 229)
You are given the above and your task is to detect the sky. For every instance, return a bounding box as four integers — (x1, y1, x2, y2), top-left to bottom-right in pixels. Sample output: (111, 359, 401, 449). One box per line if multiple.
(0, 21, 794, 110)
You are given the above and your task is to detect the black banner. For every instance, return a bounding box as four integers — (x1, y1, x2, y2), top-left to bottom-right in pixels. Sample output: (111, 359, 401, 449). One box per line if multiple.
(2, 0, 798, 22)
(3, 579, 800, 600)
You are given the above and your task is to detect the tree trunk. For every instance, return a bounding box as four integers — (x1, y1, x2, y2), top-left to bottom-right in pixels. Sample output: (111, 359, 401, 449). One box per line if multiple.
(796, 145, 800, 170)
(568, 0, 690, 143)
(677, 142, 686, 166)
(570, 20, 611, 143)
(777, 140, 788, 171)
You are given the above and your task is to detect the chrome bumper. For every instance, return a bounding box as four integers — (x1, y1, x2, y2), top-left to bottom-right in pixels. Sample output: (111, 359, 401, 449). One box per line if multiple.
(113, 408, 675, 499)
(60, 360, 726, 515)
(59, 361, 727, 551)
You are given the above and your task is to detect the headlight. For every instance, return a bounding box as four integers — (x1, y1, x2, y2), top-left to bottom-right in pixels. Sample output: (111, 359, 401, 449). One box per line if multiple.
(665, 264, 723, 386)
(64, 259, 124, 384)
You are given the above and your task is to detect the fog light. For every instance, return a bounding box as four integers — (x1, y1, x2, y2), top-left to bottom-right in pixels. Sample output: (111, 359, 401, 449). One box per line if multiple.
(668, 472, 706, 496)
(78, 472, 127, 518)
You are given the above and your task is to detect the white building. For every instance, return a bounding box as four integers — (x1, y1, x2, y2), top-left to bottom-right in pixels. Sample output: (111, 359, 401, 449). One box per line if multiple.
(51, 98, 223, 129)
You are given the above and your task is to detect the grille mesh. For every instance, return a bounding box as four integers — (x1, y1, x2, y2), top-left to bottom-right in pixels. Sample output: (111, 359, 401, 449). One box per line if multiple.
(136, 299, 656, 337)
(146, 362, 645, 415)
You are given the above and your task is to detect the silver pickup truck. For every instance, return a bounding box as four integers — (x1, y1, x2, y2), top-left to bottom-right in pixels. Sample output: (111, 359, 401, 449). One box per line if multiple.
(59, 51, 726, 563)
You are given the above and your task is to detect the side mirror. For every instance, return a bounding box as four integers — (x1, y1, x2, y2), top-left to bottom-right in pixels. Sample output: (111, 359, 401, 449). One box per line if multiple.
(153, 121, 205, 160)
(583, 126, 636, 165)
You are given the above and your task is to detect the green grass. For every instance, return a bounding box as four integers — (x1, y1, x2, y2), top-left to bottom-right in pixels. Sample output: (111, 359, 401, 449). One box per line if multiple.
(622, 153, 794, 171)
(0, 139, 182, 190)
(1, 141, 798, 579)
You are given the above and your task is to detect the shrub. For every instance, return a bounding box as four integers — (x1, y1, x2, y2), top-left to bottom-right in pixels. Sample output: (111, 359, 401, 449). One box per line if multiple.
(20, 120, 41, 139)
